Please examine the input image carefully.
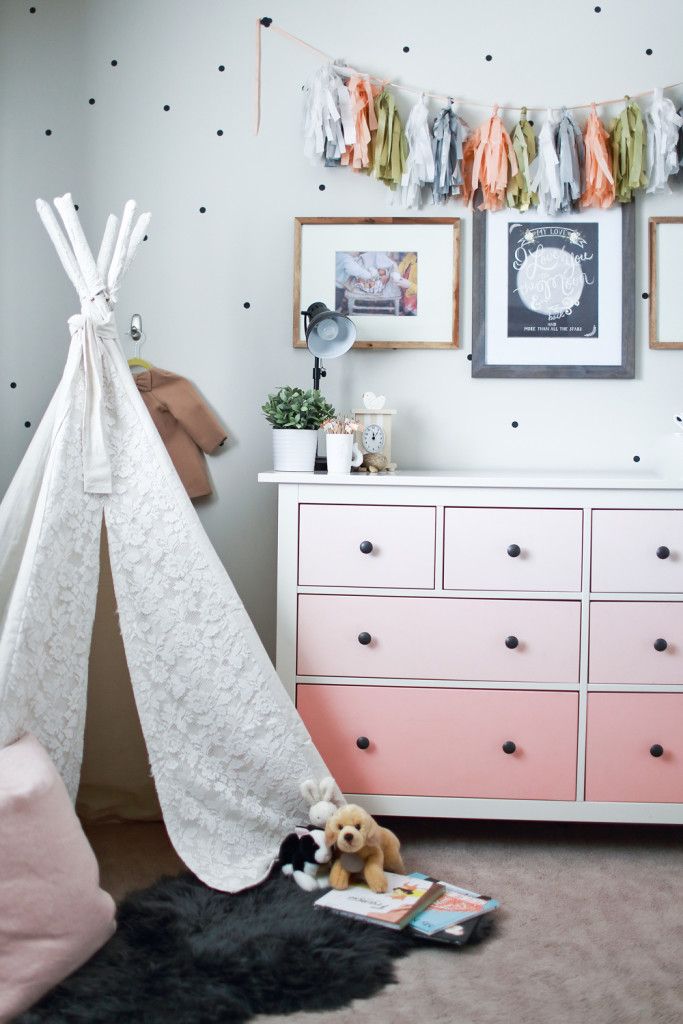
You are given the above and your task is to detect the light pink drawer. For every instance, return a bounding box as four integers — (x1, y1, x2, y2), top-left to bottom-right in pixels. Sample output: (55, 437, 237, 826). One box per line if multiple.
(444, 507, 583, 592)
(298, 504, 436, 589)
(586, 694, 683, 803)
(591, 510, 683, 592)
(589, 602, 683, 685)
(297, 684, 578, 800)
(297, 595, 581, 683)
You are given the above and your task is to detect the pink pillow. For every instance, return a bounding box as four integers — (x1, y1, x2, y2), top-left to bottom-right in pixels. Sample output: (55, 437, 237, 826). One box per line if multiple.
(0, 734, 116, 1022)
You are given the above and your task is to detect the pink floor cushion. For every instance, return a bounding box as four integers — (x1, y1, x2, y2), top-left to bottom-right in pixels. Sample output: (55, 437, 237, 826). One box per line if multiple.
(0, 733, 116, 1023)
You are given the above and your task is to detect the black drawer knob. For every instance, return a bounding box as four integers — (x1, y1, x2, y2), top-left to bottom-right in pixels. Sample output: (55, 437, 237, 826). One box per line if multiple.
(505, 635, 519, 649)
(656, 546, 671, 560)
(650, 744, 664, 758)
(359, 540, 373, 554)
(654, 638, 668, 652)
(507, 543, 521, 558)
(356, 736, 370, 750)
(502, 740, 517, 754)
(358, 631, 372, 646)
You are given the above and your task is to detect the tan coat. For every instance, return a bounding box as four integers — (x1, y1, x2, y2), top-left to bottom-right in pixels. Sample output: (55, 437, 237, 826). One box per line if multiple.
(134, 368, 227, 498)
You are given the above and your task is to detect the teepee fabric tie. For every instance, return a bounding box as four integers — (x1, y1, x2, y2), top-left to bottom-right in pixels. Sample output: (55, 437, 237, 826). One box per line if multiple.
(68, 313, 117, 494)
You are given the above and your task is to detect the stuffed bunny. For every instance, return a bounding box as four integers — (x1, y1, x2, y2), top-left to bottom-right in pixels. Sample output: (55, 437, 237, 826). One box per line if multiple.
(300, 776, 345, 828)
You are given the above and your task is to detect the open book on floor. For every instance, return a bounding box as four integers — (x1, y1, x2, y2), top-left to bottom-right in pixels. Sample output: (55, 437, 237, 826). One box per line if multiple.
(408, 872, 499, 945)
(314, 873, 444, 930)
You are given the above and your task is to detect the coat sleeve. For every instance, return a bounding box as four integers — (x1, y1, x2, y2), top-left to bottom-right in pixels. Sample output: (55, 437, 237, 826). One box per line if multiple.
(164, 377, 227, 453)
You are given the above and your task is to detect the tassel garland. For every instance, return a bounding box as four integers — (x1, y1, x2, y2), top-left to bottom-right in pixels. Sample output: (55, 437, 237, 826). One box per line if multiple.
(610, 99, 648, 203)
(530, 110, 562, 215)
(372, 89, 408, 190)
(470, 106, 518, 211)
(400, 95, 435, 208)
(299, 59, 682, 211)
(431, 103, 469, 205)
(580, 105, 615, 209)
(645, 87, 683, 194)
(506, 107, 537, 211)
(557, 107, 584, 212)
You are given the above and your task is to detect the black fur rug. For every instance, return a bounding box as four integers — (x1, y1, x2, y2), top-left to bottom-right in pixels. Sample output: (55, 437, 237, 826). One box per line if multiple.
(18, 872, 416, 1023)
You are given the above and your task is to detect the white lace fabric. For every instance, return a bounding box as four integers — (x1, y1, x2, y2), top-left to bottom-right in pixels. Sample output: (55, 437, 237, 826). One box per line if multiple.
(0, 327, 329, 892)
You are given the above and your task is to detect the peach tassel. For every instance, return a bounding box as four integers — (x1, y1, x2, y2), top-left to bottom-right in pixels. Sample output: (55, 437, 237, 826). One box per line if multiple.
(341, 75, 379, 171)
(469, 106, 518, 211)
(581, 104, 615, 209)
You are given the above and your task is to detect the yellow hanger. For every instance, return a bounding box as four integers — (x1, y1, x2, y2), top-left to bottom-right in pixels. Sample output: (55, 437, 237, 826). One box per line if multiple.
(128, 357, 152, 370)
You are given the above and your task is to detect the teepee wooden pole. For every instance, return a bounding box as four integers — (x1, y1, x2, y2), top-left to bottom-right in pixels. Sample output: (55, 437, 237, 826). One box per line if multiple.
(107, 200, 137, 298)
(96, 214, 119, 282)
(35, 198, 88, 300)
(54, 193, 105, 300)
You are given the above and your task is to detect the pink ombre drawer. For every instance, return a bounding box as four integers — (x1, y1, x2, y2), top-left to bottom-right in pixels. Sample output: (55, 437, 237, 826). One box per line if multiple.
(444, 507, 583, 592)
(297, 595, 581, 683)
(589, 602, 683, 685)
(586, 694, 683, 803)
(298, 504, 436, 589)
(297, 684, 578, 800)
(591, 510, 683, 592)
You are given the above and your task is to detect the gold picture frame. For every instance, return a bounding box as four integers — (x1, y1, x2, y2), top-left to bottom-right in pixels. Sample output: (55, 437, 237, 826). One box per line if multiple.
(293, 217, 461, 350)
(649, 216, 683, 349)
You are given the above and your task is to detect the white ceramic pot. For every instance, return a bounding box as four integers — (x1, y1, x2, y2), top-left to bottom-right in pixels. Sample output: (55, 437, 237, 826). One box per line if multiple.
(272, 428, 318, 471)
(326, 434, 363, 475)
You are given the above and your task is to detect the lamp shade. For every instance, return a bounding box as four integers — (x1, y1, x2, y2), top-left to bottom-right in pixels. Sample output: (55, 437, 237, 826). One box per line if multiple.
(304, 302, 356, 359)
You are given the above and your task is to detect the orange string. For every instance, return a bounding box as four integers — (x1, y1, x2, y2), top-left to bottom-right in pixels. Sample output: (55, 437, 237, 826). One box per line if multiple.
(264, 21, 683, 114)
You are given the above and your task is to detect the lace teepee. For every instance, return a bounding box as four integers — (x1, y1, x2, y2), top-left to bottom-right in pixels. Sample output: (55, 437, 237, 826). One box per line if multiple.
(0, 194, 330, 891)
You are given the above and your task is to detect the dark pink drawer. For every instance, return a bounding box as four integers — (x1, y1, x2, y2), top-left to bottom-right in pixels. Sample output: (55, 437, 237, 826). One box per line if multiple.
(585, 694, 683, 803)
(297, 684, 578, 800)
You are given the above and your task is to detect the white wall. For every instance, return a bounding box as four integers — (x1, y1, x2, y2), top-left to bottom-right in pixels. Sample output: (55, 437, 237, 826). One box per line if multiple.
(2, 0, 683, 656)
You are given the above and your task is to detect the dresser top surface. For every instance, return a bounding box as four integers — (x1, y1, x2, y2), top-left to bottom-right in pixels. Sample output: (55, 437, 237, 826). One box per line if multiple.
(258, 469, 682, 491)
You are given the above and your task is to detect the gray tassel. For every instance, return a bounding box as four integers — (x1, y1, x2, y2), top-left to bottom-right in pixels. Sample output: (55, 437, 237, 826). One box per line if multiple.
(557, 107, 584, 212)
(431, 103, 469, 205)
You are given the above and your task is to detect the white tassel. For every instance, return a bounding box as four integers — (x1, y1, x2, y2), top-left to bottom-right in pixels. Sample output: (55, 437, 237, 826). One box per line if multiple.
(530, 110, 562, 216)
(399, 95, 435, 208)
(646, 87, 683, 194)
(302, 64, 353, 165)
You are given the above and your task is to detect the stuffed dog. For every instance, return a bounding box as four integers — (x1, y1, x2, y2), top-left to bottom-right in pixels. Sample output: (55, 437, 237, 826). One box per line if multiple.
(325, 804, 404, 894)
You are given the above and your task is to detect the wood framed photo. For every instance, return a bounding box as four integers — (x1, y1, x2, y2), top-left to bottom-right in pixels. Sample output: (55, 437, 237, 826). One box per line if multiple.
(293, 217, 460, 349)
(472, 204, 635, 378)
(649, 216, 683, 349)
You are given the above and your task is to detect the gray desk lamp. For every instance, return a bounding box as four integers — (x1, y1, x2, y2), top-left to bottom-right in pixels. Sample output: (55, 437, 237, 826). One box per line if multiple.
(302, 302, 356, 390)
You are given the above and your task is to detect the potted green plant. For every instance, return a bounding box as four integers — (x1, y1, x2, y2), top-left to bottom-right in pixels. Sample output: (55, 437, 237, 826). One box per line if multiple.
(262, 386, 335, 471)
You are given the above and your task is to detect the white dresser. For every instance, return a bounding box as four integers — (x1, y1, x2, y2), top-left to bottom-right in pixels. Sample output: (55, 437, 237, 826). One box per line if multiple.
(258, 470, 683, 824)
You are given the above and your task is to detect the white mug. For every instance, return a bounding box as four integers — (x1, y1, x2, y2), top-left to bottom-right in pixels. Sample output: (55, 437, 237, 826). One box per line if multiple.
(326, 434, 363, 474)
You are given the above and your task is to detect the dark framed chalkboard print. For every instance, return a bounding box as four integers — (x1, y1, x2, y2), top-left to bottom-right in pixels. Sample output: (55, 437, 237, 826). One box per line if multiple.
(472, 204, 635, 378)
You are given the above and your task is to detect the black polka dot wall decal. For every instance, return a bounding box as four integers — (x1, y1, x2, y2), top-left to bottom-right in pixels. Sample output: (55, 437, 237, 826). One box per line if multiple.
(111, 59, 118, 66)
(529, 120, 534, 127)
(143, 234, 148, 241)
(260, 16, 272, 27)
(10, 381, 17, 389)
(88, 97, 95, 105)
(74, 204, 79, 211)
(485, 54, 493, 62)
(29, 5, 36, 11)
(646, 48, 653, 55)
(24, 421, 31, 428)
(218, 64, 226, 72)
(163, 104, 170, 111)
(467, 353, 472, 361)
(633, 455, 641, 462)
(403, 46, 410, 53)
(319, 184, 326, 191)
(642, 291, 649, 299)
(511, 420, 519, 428)
(594, 4, 601, 10)
(45, 129, 52, 136)
(243, 301, 251, 308)
(199, 206, 206, 213)
(217, 129, 224, 136)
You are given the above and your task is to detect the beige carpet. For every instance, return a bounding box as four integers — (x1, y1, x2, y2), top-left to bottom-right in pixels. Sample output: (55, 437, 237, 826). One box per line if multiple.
(85, 818, 683, 1024)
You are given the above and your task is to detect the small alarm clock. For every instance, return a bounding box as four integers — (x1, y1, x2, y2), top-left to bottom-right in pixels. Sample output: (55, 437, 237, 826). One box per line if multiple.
(353, 406, 396, 465)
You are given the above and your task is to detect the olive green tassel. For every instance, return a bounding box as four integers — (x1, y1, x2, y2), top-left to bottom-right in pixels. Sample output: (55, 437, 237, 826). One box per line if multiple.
(372, 90, 408, 190)
(507, 107, 538, 211)
(609, 99, 648, 203)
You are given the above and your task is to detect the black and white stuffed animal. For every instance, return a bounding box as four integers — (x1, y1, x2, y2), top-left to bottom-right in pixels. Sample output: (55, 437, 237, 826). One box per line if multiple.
(278, 827, 331, 891)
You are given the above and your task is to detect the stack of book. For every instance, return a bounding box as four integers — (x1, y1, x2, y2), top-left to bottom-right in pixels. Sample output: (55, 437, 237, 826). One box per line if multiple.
(314, 871, 498, 946)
